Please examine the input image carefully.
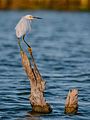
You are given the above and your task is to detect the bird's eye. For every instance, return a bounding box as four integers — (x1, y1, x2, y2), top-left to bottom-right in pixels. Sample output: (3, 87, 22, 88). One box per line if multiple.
(30, 16, 32, 19)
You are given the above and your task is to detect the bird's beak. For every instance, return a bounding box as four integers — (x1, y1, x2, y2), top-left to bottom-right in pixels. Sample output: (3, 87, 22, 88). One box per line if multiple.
(33, 16, 42, 19)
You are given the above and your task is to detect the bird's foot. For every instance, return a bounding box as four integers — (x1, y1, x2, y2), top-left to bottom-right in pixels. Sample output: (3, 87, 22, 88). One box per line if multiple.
(28, 47, 32, 55)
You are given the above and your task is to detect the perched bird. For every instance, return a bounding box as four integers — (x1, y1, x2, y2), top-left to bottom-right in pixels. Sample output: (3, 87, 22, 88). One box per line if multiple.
(15, 15, 42, 47)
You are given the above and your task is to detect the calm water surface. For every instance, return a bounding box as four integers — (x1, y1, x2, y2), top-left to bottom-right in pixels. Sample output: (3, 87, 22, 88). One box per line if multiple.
(0, 11, 90, 120)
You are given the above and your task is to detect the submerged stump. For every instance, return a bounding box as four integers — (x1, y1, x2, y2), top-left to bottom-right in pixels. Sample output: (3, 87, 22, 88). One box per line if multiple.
(20, 47, 52, 113)
(64, 89, 78, 114)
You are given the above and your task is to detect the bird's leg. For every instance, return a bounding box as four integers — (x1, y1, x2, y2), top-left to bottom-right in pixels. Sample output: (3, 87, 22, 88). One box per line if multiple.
(22, 35, 32, 53)
(17, 38, 23, 51)
(22, 35, 31, 47)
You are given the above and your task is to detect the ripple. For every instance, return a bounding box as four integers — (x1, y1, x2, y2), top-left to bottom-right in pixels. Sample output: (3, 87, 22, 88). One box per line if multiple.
(0, 11, 90, 120)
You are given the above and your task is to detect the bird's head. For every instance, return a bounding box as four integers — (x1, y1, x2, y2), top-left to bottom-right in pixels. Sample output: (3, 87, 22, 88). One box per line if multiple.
(24, 15, 42, 20)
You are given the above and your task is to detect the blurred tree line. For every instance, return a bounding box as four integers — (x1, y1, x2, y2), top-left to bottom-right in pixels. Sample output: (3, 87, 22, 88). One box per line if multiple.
(0, 0, 90, 11)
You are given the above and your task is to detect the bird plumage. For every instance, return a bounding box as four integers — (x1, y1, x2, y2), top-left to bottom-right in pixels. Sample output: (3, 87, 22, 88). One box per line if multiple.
(15, 16, 31, 38)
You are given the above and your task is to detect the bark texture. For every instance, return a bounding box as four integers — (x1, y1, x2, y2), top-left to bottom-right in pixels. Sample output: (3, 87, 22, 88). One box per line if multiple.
(64, 89, 78, 114)
(20, 48, 52, 113)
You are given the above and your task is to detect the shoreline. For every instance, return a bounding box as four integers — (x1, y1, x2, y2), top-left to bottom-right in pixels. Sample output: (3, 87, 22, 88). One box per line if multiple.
(0, 0, 90, 11)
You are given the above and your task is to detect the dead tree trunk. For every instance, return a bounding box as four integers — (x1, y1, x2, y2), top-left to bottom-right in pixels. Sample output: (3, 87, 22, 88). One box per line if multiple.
(20, 47, 52, 113)
(64, 89, 78, 114)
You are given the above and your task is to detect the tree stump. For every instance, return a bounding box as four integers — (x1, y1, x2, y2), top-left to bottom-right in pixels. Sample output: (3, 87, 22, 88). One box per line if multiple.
(20, 47, 52, 113)
(64, 89, 78, 114)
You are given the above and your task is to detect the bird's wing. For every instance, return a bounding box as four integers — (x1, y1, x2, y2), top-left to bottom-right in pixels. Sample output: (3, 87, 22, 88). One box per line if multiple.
(15, 17, 31, 38)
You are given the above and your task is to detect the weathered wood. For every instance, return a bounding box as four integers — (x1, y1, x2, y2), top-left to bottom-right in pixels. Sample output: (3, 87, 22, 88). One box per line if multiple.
(20, 48, 52, 113)
(64, 89, 78, 114)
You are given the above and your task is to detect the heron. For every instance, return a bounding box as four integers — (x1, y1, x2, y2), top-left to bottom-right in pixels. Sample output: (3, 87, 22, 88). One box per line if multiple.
(15, 15, 42, 49)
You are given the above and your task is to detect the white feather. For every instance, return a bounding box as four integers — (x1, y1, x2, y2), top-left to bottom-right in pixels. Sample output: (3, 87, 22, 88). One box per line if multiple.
(15, 17, 31, 38)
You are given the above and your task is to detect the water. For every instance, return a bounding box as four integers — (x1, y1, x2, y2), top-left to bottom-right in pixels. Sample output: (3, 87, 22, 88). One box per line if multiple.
(0, 10, 90, 120)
